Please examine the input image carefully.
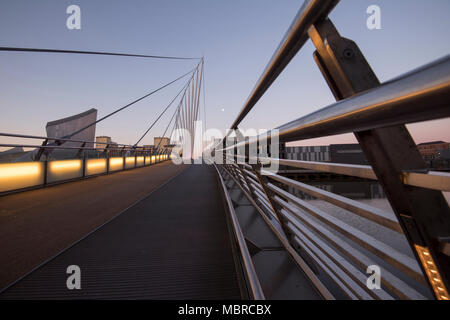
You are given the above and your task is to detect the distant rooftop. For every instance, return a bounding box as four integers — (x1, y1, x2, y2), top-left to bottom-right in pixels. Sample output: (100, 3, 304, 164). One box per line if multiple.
(0, 146, 24, 155)
(46, 108, 97, 127)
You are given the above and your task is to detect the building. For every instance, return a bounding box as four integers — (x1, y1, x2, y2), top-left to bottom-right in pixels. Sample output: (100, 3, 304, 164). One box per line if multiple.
(46, 108, 97, 149)
(329, 144, 369, 165)
(154, 137, 170, 149)
(0, 147, 26, 163)
(417, 141, 450, 168)
(285, 144, 368, 165)
(95, 136, 118, 153)
(95, 136, 118, 149)
(15, 108, 98, 161)
(437, 149, 450, 168)
(417, 141, 450, 160)
(285, 142, 450, 169)
(95, 136, 111, 149)
(285, 145, 330, 162)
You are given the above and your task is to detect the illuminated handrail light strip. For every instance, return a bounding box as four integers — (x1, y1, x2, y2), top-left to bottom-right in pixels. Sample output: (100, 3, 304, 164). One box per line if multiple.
(86, 160, 106, 169)
(86, 159, 107, 176)
(109, 158, 123, 165)
(136, 156, 145, 166)
(47, 160, 83, 183)
(415, 244, 449, 300)
(0, 162, 44, 193)
(0, 162, 41, 178)
(49, 160, 81, 172)
(109, 157, 124, 171)
(0, 153, 170, 194)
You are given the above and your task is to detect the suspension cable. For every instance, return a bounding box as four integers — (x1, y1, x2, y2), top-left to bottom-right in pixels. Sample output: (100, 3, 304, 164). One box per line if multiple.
(134, 69, 196, 146)
(156, 98, 184, 152)
(0, 46, 200, 60)
(202, 58, 207, 137)
(63, 67, 196, 140)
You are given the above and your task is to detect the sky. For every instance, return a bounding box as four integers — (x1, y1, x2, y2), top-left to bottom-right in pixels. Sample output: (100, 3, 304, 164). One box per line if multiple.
(0, 0, 449, 149)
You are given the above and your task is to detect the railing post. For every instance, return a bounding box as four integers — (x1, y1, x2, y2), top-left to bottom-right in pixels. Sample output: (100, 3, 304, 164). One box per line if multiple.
(82, 153, 86, 178)
(222, 138, 227, 165)
(103, 143, 110, 174)
(34, 139, 48, 161)
(308, 18, 450, 298)
(43, 157, 48, 187)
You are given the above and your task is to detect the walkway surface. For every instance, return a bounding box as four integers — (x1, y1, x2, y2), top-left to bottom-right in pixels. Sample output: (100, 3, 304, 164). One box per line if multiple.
(0, 161, 186, 290)
(0, 164, 242, 299)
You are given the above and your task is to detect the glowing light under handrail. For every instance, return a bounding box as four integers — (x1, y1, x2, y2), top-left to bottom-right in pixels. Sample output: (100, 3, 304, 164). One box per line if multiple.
(47, 160, 83, 183)
(0, 153, 169, 194)
(136, 156, 145, 166)
(86, 159, 107, 176)
(0, 162, 44, 192)
(49, 160, 81, 172)
(109, 157, 124, 172)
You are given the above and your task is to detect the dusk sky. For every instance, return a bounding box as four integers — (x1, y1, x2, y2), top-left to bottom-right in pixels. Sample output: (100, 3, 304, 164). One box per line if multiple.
(0, 0, 449, 148)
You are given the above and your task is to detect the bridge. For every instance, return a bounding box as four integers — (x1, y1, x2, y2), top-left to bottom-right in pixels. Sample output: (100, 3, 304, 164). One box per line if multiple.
(1, 0, 450, 300)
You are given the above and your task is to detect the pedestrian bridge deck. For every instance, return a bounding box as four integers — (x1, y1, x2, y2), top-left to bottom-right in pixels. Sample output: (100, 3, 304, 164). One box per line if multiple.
(0, 165, 242, 299)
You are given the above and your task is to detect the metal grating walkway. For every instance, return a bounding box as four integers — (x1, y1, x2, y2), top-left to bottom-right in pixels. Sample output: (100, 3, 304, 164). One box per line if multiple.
(0, 165, 242, 299)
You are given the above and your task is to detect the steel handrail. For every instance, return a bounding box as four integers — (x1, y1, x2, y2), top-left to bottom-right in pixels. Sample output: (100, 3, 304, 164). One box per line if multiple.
(214, 0, 450, 300)
(219, 163, 428, 299)
(220, 55, 450, 151)
(218, 164, 335, 299)
(230, 0, 339, 130)
(0, 132, 133, 147)
(0, 143, 138, 152)
(259, 158, 450, 192)
(214, 164, 265, 300)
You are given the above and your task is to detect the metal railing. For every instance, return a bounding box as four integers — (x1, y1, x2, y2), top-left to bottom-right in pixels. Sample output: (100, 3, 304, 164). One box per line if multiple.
(220, 157, 436, 300)
(213, 0, 450, 300)
(0, 132, 171, 195)
(214, 164, 265, 300)
(223, 56, 450, 148)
